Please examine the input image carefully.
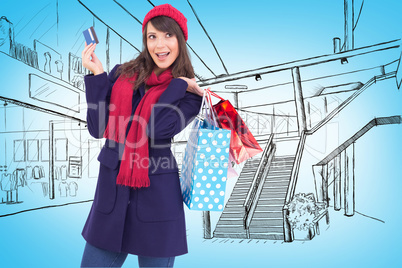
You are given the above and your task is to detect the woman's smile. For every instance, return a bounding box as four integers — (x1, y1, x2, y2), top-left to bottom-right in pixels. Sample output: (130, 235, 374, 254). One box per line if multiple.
(155, 52, 170, 60)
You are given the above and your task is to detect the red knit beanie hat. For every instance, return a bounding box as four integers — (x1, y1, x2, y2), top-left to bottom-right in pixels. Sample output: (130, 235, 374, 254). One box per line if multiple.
(142, 4, 188, 41)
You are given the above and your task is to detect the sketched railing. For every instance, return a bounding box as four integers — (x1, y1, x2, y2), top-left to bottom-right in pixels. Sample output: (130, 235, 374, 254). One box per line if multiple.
(243, 134, 275, 235)
(306, 72, 397, 135)
(282, 131, 306, 242)
(242, 112, 271, 135)
(312, 115, 402, 215)
(238, 108, 298, 136)
(316, 116, 401, 165)
(282, 71, 399, 242)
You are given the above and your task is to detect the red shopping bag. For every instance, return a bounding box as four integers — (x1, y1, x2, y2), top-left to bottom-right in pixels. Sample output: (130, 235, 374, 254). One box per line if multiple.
(208, 90, 263, 164)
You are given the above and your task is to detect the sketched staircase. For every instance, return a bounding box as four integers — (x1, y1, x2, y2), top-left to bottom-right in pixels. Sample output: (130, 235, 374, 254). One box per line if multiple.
(214, 136, 298, 240)
(213, 158, 260, 239)
(248, 155, 295, 239)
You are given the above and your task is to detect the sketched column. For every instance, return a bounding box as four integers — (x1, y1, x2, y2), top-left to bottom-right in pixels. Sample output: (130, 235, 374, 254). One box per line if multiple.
(344, 0, 354, 51)
(203, 211, 212, 239)
(291, 67, 307, 136)
(233, 91, 239, 109)
(49, 121, 55, 200)
(344, 143, 355, 216)
(312, 164, 328, 206)
(333, 155, 342, 211)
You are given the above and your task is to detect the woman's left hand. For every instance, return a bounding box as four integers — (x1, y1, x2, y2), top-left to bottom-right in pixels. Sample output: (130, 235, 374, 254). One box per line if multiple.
(178, 77, 208, 97)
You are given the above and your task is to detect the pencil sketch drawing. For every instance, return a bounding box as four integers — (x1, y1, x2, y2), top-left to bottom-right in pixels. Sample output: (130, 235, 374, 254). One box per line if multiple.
(0, 0, 400, 251)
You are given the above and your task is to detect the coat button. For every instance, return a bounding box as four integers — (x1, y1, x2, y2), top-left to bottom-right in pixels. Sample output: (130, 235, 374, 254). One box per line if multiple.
(128, 200, 131, 205)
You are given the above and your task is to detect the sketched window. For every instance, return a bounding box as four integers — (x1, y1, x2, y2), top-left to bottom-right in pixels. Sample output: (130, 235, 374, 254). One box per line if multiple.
(14, 140, 26, 162)
(55, 138, 68, 162)
(41, 139, 49, 162)
(27, 139, 39, 161)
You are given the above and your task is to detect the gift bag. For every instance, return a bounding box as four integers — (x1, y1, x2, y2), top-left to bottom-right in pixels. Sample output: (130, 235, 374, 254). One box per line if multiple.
(180, 92, 231, 211)
(204, 91, 238, 179)
(208, 90, 263, 164)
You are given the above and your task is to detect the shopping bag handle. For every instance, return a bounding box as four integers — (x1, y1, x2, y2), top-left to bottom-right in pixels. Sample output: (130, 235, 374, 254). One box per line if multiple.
(205, 90, 219, 125)
(198, 89, 206, 114)
(197, 89, 218, 124)
(206, 88, 225, 101)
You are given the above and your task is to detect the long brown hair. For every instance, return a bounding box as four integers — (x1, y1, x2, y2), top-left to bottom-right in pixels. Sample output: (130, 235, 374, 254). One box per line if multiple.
(116, 16, 194, 90)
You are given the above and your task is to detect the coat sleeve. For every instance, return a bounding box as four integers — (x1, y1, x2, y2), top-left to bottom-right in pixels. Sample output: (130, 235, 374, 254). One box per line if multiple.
(146, 78, 202, 140)
(84, 64, 121, 139)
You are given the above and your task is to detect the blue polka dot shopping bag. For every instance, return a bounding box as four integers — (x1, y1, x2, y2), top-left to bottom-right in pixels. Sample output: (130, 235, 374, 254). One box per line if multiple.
(180, 91, 231, 211)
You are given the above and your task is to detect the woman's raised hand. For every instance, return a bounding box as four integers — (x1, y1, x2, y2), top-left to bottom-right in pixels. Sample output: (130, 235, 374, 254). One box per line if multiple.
(81, 43, 104, 76)
(178, 77, 208, 97)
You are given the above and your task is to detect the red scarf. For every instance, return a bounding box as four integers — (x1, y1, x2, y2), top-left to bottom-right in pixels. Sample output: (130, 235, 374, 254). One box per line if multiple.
(103, 69, 173, 188)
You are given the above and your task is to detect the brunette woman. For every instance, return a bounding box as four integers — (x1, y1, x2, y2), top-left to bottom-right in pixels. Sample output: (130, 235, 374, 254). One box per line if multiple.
(80, 4, 204, 267)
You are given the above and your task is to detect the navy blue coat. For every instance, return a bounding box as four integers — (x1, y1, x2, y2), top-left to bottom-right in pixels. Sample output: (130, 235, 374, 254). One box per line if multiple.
(81, 64, 202, 257)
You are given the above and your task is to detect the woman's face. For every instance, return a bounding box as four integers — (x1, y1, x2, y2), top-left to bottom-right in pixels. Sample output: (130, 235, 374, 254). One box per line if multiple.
(146, 21, 179, 75)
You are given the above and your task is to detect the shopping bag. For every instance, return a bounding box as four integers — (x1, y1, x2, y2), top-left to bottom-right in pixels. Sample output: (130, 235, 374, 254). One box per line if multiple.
(204, 91, 238, 179)
(180, 92, 231, 211)
(208, 90, 263, 164)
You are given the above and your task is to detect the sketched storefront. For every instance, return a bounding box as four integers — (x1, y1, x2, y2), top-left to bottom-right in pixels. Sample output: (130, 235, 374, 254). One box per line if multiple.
(0, 6, 134, 215)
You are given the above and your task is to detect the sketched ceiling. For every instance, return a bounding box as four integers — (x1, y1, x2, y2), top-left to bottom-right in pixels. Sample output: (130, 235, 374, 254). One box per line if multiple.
(77, 0, 230, 80)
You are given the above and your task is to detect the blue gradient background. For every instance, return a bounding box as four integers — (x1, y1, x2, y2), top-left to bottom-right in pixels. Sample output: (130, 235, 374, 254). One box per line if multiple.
(0, 0, 401, 267)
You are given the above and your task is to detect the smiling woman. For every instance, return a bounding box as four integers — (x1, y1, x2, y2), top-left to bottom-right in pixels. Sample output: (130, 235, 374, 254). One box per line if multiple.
(80, 3, 206, 268)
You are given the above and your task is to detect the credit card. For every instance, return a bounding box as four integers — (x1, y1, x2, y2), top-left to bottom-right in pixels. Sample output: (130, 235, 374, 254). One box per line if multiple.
(83, 26, 99, 45)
